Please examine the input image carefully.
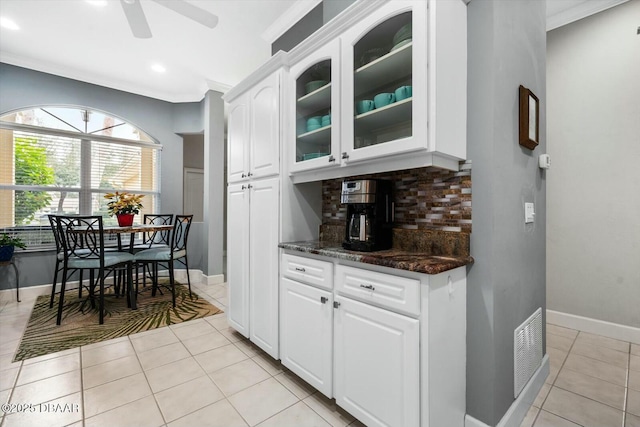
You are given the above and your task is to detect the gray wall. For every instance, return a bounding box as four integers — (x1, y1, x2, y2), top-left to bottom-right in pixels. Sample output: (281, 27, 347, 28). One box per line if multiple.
(546, 0, 640, 328)
(466, 0, 547, 425)
(271, 0, 355, 54)
(0, 63, 205, 288)
(183, 134, 205, 169)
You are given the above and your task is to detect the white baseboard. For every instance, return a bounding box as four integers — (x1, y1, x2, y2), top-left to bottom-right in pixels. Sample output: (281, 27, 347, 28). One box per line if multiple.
(547, 309, 640, 344)
(0, 268, 223, 304)
(465, 355, 549, 427)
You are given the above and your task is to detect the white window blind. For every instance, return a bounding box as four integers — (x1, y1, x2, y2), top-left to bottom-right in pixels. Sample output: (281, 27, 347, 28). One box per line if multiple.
(0, 107, 161, 250)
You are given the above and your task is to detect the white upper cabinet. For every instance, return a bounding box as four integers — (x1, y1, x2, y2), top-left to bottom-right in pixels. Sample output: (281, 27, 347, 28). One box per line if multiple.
(250, 71, 280, 179)
(288, 39, 341, 173)
(227, 70, 281, 183)
(227, 93, 250, 183)
(340, 1, 425, 163)
(284, 0, 467, 182)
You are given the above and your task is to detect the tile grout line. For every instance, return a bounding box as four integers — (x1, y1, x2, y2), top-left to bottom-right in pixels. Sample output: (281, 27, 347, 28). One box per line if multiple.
(128, 334, 168, 427)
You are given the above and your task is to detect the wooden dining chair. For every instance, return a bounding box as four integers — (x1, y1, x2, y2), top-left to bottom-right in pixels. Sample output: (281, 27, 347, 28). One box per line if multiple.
(134, 215, 193, 307)
(55, 215, 135, 325)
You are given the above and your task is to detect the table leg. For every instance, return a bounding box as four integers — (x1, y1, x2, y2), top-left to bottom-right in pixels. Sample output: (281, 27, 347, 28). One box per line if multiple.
(12, 260, 20, 303)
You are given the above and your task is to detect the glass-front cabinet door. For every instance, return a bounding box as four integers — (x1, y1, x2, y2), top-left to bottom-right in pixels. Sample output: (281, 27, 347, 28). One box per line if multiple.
(341, 1, 426, 163)
(289, 40, 341, 173)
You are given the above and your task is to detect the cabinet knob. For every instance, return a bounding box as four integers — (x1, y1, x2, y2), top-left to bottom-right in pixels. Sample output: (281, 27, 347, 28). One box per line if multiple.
(294, 267, 306, 272)
(241, 185, 246, 190)
(247, 184, 253, 189)
(328, 155, 336, 163)
(320, 296, 328, 304)
(333, 301, 340, 309)
(241, 173, 246, 178)
(248, 172, 253, 177)
(341, 152, 349, 159)
(360, 284, 375, 291)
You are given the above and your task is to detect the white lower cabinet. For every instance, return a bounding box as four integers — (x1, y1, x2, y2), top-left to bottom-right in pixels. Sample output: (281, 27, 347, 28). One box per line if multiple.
(334, 295, 419, 427)
(280, 277, 333, 397)
(279, 252, 467, 427)
(227, 177, 280, 359)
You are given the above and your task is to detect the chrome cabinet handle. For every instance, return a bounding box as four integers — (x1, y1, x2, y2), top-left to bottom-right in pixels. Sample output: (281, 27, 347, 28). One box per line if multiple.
(241, 173, 246, 178)
(247, 184, 253, 189)
(241, 185, 246, 190)
(342, 152, 349, 159)
(294, 267, 306, 272)
(328, 155, 336, 162)
(360, 284, 375, 291)
(247, 172, 253, 177)
(333, 301, 340, 309)
(320, 296, 328, 304)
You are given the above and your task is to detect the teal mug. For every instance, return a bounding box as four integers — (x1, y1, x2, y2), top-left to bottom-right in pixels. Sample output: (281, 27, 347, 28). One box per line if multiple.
(374, 92, 396, 109)
(355, 100, 375, 114)
(395, 85, 412, 101)
(306, 116, 323, 132)
(321, 114, 331, 126)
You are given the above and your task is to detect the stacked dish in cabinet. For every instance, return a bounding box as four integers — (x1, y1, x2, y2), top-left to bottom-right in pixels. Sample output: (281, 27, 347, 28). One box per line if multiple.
(352, 12, 413, 149)
(295, 60, 332, 163)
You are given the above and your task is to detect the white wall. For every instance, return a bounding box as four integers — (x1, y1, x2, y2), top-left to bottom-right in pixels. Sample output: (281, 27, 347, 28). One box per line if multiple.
(547, 0, 640, 328)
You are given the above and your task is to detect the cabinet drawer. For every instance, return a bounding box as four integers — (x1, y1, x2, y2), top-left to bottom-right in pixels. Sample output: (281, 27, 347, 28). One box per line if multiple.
(282, 253, 334, 290)
(335, 265, 420, 316)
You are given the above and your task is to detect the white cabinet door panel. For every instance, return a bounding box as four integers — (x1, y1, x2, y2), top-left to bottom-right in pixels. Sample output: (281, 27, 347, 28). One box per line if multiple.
(280, 277, 333, 397)
(227, 94, 250, 183)
(334, 295, 419, 427)
(227, 183, 250, 337)
(249, 177, 280, 358)
(250, 72, 280, 179)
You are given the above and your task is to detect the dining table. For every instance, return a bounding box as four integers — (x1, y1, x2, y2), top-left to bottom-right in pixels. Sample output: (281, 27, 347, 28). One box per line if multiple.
(103, 223, 174, 253)
(69, 223, 174, 311)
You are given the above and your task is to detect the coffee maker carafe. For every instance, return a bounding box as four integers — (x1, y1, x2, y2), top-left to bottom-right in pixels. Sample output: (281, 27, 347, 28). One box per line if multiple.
(341, 179, 392, 252)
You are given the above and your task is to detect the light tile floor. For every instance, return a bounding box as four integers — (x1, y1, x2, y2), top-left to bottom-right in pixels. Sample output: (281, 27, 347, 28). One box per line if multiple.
(1, 282, 638, 427)
(520, 324, 640, 427)
(0, 281, 363, 427)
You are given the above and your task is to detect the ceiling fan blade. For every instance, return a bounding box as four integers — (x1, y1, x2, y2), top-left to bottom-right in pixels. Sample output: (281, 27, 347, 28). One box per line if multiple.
(120, 0, 152, 39)
(151, 0, 218, 29)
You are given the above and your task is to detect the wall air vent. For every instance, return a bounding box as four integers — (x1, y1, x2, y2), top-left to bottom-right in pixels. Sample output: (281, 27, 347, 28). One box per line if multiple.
(514, 307, 543, 398)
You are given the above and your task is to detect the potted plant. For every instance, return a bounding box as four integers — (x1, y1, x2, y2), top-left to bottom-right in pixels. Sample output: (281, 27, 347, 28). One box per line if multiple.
(104, 191, 144, 226)
(0, 233, 26, 262)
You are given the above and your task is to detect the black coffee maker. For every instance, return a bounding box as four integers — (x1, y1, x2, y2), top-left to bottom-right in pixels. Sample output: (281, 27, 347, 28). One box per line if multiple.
(342, 179, 393, 252)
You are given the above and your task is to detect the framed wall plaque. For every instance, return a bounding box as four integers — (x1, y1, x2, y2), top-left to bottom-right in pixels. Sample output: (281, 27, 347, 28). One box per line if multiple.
(519, 85, 539, 150)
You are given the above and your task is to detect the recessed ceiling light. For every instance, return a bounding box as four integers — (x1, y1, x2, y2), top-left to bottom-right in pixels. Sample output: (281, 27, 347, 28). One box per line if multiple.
(151, 64, 166, 73)
(85, 0, 108, 6)
(0, 17, 20, 31)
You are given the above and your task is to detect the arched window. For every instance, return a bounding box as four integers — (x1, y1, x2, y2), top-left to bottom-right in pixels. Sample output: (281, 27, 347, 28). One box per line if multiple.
(0, 106, 161, 249)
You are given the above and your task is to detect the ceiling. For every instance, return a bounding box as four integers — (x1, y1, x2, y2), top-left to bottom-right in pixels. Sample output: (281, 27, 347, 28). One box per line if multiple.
(0, 0, 307, 103)
(0, 0, 629, 104)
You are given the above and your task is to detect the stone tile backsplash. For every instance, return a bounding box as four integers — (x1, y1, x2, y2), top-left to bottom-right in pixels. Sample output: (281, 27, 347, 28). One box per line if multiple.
(322, 160, 472, 233)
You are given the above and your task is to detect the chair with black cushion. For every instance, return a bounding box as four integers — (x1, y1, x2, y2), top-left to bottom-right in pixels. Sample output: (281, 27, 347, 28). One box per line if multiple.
(55, 215, 135, 325)
(134, 215, 193, 307)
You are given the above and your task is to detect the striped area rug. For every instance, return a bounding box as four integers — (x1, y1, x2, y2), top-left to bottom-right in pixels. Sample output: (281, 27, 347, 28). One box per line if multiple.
(13, 282, 223, 362)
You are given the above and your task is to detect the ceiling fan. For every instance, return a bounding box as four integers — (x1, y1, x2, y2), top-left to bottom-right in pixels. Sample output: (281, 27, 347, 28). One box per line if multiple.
(120, 0, 218, 39)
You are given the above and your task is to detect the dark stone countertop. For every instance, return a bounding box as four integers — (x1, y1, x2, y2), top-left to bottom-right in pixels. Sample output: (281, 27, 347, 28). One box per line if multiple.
(279, 241, 474, 275)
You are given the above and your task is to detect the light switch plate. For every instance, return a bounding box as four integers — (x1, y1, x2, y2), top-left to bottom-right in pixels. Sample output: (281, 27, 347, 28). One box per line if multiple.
(525, 202, 535, 223)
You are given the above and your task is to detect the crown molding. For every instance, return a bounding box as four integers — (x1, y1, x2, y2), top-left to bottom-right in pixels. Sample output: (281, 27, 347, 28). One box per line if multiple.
(261, 0, 323, 44)
(222, 51, 289, 101)
(547, 0, 629, 31)
(0, 53, 210, 103)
